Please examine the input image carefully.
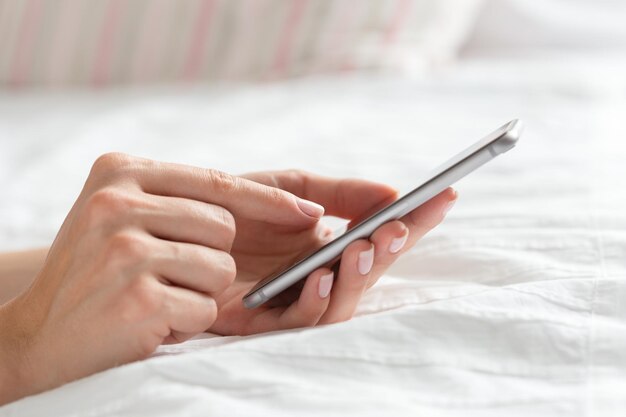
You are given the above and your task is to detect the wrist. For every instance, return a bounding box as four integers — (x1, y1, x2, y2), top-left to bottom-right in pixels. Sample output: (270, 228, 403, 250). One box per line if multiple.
(0, 247, 49, 305)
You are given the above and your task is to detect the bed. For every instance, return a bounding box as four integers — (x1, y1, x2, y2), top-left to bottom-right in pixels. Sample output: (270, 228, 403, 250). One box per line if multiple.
(1, 2, 626, 416)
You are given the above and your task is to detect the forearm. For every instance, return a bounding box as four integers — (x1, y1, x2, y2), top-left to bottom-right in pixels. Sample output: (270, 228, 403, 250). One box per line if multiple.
(0, 248, 48, 305)
(0, 297, 33, 405)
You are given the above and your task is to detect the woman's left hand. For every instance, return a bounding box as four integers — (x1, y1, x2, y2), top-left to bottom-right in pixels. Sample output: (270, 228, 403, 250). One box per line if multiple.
(209, 170, 456, 335)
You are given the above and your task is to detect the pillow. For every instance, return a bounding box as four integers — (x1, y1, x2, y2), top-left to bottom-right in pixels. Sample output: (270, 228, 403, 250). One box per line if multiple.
(463, 0, 626, 55)
(0, 0, 483, 88)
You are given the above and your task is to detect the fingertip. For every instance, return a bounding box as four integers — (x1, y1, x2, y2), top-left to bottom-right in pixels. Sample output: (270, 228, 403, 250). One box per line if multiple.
(370, 220, 408, 242)
(317, 269, 334, 299)
(372, 181, 399, 201)
(399, 189, 453, 237)
(281, 268, 333, 328)
(442, 187, 458, 218)
(301, 267, 334, 300)
(357, 243, 375, 276)
(317, 239, 373, 325)
(296, 197, 325, 218)
(345, 238, 375, 255)
(385, 221, 410, 254)
(343, 239, 374, 277)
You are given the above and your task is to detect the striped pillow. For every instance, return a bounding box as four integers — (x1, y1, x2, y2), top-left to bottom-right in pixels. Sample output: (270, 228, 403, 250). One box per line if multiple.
(0, 0, 483, 88)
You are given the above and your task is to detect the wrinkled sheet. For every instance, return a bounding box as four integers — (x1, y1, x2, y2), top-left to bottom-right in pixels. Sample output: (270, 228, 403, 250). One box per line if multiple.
(1, 56, 626, 416)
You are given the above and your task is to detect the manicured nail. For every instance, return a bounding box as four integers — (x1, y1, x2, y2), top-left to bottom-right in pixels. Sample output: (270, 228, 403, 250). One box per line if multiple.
(318, 272, 334, 298)
(297, 198, 325, 218)
(358, 245, 375, 275)
(443, 190, 458, 217)
(389, 229, 409, 254)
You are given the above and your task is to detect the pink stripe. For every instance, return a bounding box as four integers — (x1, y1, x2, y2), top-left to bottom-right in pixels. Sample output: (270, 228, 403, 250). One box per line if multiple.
(47, 0, 79, 85)
(221, 0, 263, 79)
(182, 0, 216, 81)
(270, 0, 309, 77)
(9, 0, 43, 88)
(320, 1, 355, 72)
(92, 0, 124, 87)
(339, 5, 369, 72)
(132, 0, 169, 83)
(384, 0, 412, 45)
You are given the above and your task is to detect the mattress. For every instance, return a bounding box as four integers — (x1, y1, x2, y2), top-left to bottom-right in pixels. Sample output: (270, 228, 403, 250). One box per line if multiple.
(1, 55, 625, 416)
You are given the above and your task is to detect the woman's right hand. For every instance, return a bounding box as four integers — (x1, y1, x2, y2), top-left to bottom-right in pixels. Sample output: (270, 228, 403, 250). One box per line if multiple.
(0, 153, 324, 405)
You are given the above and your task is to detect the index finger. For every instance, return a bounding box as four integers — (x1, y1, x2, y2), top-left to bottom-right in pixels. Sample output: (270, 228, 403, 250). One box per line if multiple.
(98, 154, 324, 225)
(242, 170, 398, 220)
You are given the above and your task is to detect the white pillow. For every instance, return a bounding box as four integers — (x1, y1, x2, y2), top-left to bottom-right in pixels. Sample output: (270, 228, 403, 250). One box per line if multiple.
(0, 0, 483, 88)
(464, 0, 626, 55)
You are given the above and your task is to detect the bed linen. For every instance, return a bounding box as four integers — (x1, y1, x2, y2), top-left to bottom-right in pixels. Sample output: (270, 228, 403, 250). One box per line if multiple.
(1, 54, 626, 416)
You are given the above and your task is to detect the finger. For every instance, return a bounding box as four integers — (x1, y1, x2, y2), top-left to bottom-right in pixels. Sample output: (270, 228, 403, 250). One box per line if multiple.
(318, 240, 374, 324)
(400, 187, 457, 248)
(162, 285, 217, 337)
(153, 240, 237, 296)
(242, 170, 398, 220)
(277, 268, 334, 328)
(363, 188, 456, 290)
(141, 195, 236, 252)
(245, 268, 334, 334)
(128, 157, 325, 225)
(365, 220, 409, 289)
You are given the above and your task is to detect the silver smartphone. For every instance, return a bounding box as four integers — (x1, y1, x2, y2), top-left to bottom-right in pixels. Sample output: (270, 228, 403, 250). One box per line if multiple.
(243, 120, 523, 309)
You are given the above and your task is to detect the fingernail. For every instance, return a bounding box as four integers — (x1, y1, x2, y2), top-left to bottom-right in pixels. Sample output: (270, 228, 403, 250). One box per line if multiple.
(297, 198, 325, 218)
(442, 190, 458, 217)
(389, 229, 409, 254)
(318, 272, 334, 298)
(358, 245, 375, 275)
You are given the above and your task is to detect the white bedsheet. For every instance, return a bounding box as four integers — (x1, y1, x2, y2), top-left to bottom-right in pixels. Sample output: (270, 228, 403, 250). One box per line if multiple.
(1, 56, 626, 416)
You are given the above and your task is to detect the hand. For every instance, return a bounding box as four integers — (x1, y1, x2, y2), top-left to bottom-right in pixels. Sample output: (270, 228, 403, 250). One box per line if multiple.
(0, 154, 324, 405)
(208, 170, 457, 336)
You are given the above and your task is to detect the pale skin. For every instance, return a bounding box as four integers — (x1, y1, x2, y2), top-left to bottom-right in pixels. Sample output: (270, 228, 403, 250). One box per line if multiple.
(0, 153, 457, 405)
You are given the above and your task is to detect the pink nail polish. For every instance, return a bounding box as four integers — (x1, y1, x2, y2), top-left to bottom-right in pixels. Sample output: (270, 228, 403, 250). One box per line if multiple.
(389, 229, 409, 254)
(358, 245, 375, 275)
(297, 198, 325, 218)
(318, 272, 334, 298)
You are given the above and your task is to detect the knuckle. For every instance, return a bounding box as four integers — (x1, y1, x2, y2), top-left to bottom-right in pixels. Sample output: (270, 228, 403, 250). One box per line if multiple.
(206, 252, 236, 294)
(84, 188, 149, 229)
(91, 152, 134, 175)
(207, 169, 238, 194)
(128, 275, 164, 314)
(215, 207, 236, 240)
(136, 338, 159, 358)
(117, 275, 163, 325)
(284, 168, 309, 182)
(200, 298, 218, 329)
(220, 253, 237, 286)
(265, 186, 286, 204)
(106, 230, 150, 263)
(86, 187, 133, 218)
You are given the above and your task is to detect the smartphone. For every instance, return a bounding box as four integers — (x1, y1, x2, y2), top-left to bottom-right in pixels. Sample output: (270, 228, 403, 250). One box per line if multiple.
(243, 119, 523, 309)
